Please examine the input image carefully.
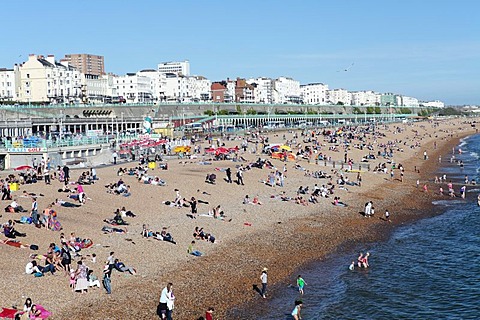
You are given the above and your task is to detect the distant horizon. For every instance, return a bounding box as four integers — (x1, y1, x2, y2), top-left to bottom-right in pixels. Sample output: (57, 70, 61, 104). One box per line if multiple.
(1, 0, 478, 105)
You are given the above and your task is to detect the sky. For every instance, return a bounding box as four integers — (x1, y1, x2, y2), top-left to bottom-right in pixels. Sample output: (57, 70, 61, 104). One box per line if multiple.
(1, 0, 479, 105)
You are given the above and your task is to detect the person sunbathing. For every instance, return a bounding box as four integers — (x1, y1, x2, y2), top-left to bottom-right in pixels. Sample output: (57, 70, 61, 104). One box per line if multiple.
(102, 226, 127, 234)
(113, 259, 136, 275)
(55, 199, 81, 208)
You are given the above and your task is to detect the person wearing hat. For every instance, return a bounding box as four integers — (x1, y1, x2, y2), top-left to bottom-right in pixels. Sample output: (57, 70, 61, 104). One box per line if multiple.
(260, 267, 268, 298)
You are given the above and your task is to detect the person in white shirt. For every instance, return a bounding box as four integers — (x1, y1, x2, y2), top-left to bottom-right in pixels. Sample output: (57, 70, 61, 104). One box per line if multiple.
(158, 283, 175, 320)
(25, 261, 42, 275)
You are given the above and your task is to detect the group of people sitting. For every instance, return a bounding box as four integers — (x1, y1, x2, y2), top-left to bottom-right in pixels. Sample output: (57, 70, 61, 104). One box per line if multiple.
(104, 207, 135, 226)
(193, 226, 215, 243)
(142, 225, 176, 244)
(105, 179, 131, 197)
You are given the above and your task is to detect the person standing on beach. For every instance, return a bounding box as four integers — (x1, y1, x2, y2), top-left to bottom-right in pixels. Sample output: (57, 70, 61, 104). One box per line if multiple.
(237, 168, 244, 185)
(260, 267, 268, 298)
(102, 264, 112, 294)
(226, 168, 232, 183)
(297, 275, 307, 295)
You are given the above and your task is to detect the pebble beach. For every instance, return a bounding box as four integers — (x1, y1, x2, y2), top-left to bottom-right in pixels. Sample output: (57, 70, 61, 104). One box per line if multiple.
(0, 118, 477, 320)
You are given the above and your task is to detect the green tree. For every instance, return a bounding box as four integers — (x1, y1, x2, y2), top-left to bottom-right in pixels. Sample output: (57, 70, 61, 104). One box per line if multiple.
(374, 106, 381, 114)
(352, 107, 362, 114)
(246, 108, 257, 115)
(366, 106, 375, 114)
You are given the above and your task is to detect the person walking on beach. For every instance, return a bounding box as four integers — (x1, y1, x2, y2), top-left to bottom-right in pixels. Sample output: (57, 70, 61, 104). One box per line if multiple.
(291, 300, 303, 320)
(385, 209, 391, 222)
(157, 282, 175, 320)
(260, 267, 268, 298)
(226, 168, 232, 183)
(237, 168, 244, 185)
(296, 275, 307, 295)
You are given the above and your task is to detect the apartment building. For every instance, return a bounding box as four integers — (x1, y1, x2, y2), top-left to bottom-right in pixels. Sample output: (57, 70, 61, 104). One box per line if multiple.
(247, 77, 274, 104)
(300, 83, 329, 105)
(61, 54, 105, 76)
(158, 61, 190, 76)
(273, 77, 301, 104)
(17, 54, 82, 103)
(350, 90, 381, 106)
(82, 73, 118, 104)
(0, 68, 16, 101)
(327, 88, 352, 105)
(115, 73, 153, 103)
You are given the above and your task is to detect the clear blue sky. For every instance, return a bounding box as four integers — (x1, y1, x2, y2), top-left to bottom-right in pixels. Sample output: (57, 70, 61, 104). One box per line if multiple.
(2, 0, 479, 105)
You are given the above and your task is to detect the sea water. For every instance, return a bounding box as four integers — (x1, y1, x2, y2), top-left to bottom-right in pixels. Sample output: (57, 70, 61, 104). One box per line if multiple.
(236, 135, 480, 320)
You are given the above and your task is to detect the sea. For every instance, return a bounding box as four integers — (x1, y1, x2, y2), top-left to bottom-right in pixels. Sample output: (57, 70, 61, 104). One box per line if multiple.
(231, 134, 480, 320)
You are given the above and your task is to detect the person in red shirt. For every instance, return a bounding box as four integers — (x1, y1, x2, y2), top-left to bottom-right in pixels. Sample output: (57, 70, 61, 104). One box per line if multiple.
(205, 307, 214, 320)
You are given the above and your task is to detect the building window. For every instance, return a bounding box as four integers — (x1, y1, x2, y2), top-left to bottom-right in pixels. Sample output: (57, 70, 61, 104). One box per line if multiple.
(26, 74, 30, 78)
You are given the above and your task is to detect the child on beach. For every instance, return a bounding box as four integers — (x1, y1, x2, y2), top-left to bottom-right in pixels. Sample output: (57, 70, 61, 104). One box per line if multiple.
(69, 269, 76, 292)
(296, 275, 307, 295)
(349, 261, 355, 271)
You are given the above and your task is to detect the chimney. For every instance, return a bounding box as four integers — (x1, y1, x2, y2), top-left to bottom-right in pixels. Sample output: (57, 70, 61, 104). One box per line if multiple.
(46, 55, 55, 65)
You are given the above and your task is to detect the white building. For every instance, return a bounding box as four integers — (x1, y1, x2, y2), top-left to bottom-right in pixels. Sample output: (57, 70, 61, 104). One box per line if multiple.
(273, 77, 301, 104)
(16, 54, 82, 103)
(422, 100, 445, 108)
(225, 80, 236, 103)
(188, 76, 211, 101)
(397, 95, 419, 107)
(82, 73, 118, 104)
(115, 73, 153, 103)
(350, 90, 380, 106)
(0, 68, 16, 101)
(300, 83, 329, 105)
(157, 61, 190, 76)
(327, 88, 352, 105)
(247, 77, 274, 104)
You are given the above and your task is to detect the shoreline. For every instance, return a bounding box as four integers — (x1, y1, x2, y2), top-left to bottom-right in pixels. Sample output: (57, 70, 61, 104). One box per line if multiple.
(0, 118, 477, 320)
(228, 127, 468, 318)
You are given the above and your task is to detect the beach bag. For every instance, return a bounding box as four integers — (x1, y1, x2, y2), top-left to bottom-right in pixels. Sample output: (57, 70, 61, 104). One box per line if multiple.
(29, 244, 39, 250)
(34, 272, 43, 277)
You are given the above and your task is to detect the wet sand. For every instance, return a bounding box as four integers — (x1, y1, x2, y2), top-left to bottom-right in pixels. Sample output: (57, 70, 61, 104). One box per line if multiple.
(0, 118, 477, 319)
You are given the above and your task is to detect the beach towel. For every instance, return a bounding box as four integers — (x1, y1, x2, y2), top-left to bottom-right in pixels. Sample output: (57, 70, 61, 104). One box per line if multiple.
(49, 219, 62, 231)
(74, 238, 93, 249)
(0, 307, 18, 318)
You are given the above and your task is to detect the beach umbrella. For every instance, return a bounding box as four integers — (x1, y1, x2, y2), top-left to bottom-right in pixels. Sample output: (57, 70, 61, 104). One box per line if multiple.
(216, 147, 229, 154)
(205, 148, 216, 153)
(14, 165, 33, 171)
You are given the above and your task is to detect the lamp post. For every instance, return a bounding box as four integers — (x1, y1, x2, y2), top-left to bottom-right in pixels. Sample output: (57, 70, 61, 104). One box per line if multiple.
(121, 112, 124, 136)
